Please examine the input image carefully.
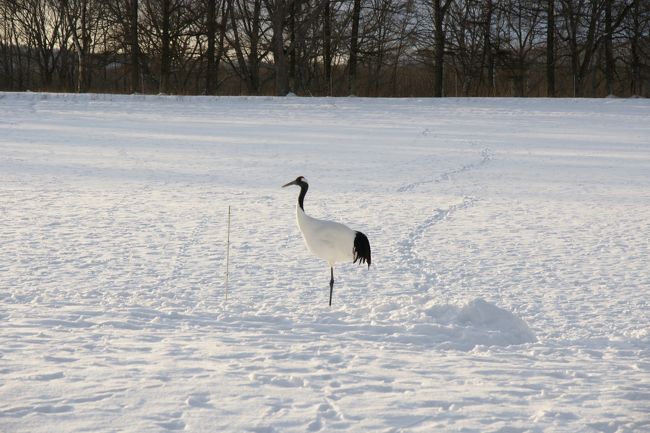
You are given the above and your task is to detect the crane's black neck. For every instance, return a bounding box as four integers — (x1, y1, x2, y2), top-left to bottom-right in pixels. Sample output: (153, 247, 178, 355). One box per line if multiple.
(297, 180, 308, 211)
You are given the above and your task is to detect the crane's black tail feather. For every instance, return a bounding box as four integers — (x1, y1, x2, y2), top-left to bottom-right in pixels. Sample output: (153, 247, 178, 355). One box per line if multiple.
(353, 231, 371, 268)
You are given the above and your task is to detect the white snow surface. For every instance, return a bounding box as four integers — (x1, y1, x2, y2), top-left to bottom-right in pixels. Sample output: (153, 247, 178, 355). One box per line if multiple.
(1, 93, 649, 433)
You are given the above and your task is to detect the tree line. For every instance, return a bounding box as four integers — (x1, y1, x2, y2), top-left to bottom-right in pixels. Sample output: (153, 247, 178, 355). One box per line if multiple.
(1, 0, 649, 97)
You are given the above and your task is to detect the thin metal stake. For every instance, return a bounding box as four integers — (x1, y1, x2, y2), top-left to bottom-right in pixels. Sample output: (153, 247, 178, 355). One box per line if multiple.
(225, 205, 231, 301)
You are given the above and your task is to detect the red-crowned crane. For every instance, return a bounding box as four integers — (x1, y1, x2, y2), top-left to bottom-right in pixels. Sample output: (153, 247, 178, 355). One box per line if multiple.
(282, 176, 371, 306)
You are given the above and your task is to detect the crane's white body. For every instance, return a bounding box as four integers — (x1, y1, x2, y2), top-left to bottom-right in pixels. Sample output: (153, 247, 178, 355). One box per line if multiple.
(296, 205, 356, 267)
(283, 176, 370, 306)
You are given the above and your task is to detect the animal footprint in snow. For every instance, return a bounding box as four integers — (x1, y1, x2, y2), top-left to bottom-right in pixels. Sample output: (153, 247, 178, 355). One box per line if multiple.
(318, 401, 343, 420)
(185, 392, 212, 408)
(157, 418, 185, 431)
(249, 372, 307, 388)
(307, 417, 323, 432)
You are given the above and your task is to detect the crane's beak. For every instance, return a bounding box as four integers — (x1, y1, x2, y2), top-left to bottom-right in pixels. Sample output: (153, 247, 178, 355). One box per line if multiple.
(282, 180, 297, 188)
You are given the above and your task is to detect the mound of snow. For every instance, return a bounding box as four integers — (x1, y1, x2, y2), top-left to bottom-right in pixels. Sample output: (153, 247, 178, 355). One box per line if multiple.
(455, 298, 537, 346)
(362, 296, 536, 350)
(406, 297, 537, 350)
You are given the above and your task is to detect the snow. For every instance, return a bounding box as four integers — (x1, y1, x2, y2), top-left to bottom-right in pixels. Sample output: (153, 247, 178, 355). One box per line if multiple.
(1, 92, 649, 433)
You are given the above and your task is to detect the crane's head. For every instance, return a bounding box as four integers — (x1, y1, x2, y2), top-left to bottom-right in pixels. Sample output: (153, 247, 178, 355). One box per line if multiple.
(282, 176, 308, 188)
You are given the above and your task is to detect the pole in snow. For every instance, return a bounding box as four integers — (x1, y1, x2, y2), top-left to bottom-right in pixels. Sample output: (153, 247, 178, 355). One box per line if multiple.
(225, 205, 230, 301)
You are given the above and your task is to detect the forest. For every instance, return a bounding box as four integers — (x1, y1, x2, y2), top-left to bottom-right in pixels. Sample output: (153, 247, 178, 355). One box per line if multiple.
(1, 0, 649, 97)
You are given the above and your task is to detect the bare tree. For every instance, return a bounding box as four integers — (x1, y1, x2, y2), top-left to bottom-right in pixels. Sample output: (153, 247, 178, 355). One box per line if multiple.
(1, 1, 17, 89)
(202, 0, 227, 94)
(495, 0, 544, 96)
(139, 0, 197, 93)
(62, 0, 107, 92)
(262, 0, 330, 95)
(105, 0, 141, 92)
(432, 0, 453, 96)
(226, 0, 265, 94)
(448, 0, 485, 96)
(625, 0, 649, 95)
(10, 0, 66, 89)
(559, 0, 632, 96)
(389, 0, 418, 96)
(262, 0, 289, 95)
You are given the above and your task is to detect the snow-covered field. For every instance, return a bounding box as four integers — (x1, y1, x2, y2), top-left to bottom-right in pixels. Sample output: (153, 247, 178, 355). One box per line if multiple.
(1, 93, 649, 433)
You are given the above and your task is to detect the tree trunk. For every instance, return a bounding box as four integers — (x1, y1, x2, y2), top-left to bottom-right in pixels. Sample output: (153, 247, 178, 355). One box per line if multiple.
(482, 0, 494, 96)
(630, 0, 641, 95)
(1, 3, 8, 89)
(13, 26, 26, 90)
(160, 0, 171, 93)
(433, 0, 451, 97)
(323, 0, 332, 95)
(560, 0, 579, 95)
(79, 0, 91, 92)
(348, 0, 361, 95)
(64, 0, 91, 93)
(130, 0, 140, 93)
(546, 0, 555, 96)
(228, 0, 259, 94)
(205, 0, 217, 94)
(250, 0, 261, 93)
(604, 0, 614, 95)
(289, 0, 298, 93)
(270, 0, 289, 95)
(513, 60, 525, 97)
(214, 0, 228, 91)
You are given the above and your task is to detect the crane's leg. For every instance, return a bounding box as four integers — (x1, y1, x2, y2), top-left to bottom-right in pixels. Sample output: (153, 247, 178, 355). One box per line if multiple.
(329, 267, 334, 307)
